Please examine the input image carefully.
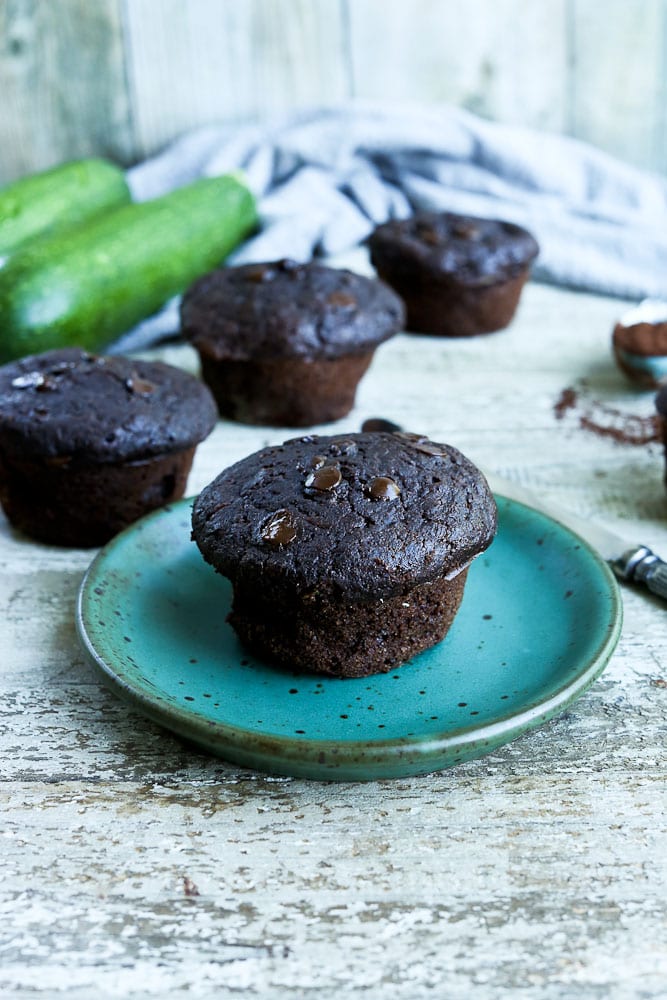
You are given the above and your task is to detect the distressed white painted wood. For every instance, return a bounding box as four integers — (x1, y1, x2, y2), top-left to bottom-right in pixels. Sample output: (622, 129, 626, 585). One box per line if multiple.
(123, 0, 350, 159)
(0, 0, 132, 183)
(347, 0, 569, 133)
(568, 0, 665, 171)
(1, 260, 666, 996)
(1, 0, 667, 185)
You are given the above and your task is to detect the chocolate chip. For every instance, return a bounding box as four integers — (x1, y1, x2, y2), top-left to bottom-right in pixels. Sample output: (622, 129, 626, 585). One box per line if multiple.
(368, 476, 401, 500)
(394, 431, 425, 442)
(49, 360, 78, 375)
(11, 371, 58, 391)
(125, 375, 155, 396)
(329, 439, 357, 457)
(244, 264, 276, 283)
(11, 372, 45, 390)
(278, 258, 303, 276)
(452, 221, 481, 240)
(395, 432, 448, 457)
(327, 291, 357, 308)
(310, 455, 327, 469)
(261, 509, 297, 546)
(415, 223, 440, 246)
(305, 465, 342, 492)
(413, 441, 448, 456)
(35, 374, 59, 392)
(361, 418, 402, 433)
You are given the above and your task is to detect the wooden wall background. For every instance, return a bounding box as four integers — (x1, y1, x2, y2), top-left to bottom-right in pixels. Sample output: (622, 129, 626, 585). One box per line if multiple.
(1, 0, 666, 186)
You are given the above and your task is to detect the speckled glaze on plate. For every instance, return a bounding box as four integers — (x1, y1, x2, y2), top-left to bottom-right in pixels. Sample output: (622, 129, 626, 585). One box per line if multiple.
(76, 496, 622, 781)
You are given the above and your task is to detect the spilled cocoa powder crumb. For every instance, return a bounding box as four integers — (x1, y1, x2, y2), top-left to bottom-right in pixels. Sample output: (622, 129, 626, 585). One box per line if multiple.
(553, 386, 661, 446)
(554, 387, 578, 420)
(182, 876, 200, 897)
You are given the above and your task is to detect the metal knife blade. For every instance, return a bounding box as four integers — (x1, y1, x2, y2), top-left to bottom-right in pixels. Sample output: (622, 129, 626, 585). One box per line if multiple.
(484, 472, 667, 601)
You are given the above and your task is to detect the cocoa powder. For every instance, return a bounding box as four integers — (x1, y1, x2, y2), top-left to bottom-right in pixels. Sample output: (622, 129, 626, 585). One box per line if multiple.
(553, 386, 661, 446)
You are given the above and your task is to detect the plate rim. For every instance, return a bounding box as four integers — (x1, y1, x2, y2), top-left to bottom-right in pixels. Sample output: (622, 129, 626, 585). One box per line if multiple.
(75, 495, 623, 778)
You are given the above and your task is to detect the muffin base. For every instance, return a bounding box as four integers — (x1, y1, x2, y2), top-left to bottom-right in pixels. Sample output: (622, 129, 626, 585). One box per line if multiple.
(198, 352, 374, 427)
(227, 569, 469, 678)
(373, 267, 530, 336)
(0, 447, 196, 547)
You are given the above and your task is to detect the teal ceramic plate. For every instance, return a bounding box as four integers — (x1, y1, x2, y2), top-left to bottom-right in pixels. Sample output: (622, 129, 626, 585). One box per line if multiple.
(76, 496, 622, 781)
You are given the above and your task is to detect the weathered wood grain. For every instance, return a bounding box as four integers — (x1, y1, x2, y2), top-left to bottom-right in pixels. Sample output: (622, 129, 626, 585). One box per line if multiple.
(347, 0, 569, 133)
(0, 0, 133, 185)
(1, 0, 667, 185)
(1, 767, 665, 996)
(568, 0, 665, 171)
(123, 0, 351, 160)
(1, 267, 666, 995)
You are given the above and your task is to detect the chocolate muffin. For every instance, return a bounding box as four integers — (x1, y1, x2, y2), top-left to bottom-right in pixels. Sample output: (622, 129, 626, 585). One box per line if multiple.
(180, 259, 405, 427)
(0, 348, 217, 546)
(192, 431, 497, 678)
(368, 211, 539, 336)
(613, 300, 667, 388)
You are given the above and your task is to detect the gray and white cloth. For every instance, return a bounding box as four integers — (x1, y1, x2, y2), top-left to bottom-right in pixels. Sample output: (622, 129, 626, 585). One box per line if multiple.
(119, 100, 667, 350)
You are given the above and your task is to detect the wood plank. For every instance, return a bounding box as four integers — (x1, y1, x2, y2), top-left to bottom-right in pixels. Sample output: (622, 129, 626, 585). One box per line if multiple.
(0, 0, 664, 183)
(1, 769, 665, 995)
(347, 0, 569, 133)
(659, 0, 667, 174)
(1, 272, 666, 993)
(0, 0, 133, 185)
(568, 0, 664, 171)
(123, 0, 350, 159)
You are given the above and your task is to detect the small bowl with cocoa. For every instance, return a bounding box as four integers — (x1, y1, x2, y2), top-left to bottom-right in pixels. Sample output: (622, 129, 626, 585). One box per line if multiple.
(613, 300, 667, 389)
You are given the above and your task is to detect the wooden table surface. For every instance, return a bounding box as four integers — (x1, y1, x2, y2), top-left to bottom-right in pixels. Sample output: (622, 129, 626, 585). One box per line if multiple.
(2, 262, 666, 998)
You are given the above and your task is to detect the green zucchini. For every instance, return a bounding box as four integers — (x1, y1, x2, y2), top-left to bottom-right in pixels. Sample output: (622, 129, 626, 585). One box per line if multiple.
(0, 158, 131, 261)
(0, 173, 257, 362)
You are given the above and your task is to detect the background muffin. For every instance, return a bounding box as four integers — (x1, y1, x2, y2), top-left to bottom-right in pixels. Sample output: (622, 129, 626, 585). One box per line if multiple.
(613, 300, 667, 388)
(180, 258, 405, 427)
(0, 348, 217, 546)
(369, 211, 539, 336)
(191, 430, 497, 678)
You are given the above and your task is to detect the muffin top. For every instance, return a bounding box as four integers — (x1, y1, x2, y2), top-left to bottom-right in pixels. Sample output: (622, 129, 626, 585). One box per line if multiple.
(0, 348, 217, 461)
(180, 259, 405, 361)
(369, 211, 539, 287)
(192, 431, 497, 601)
